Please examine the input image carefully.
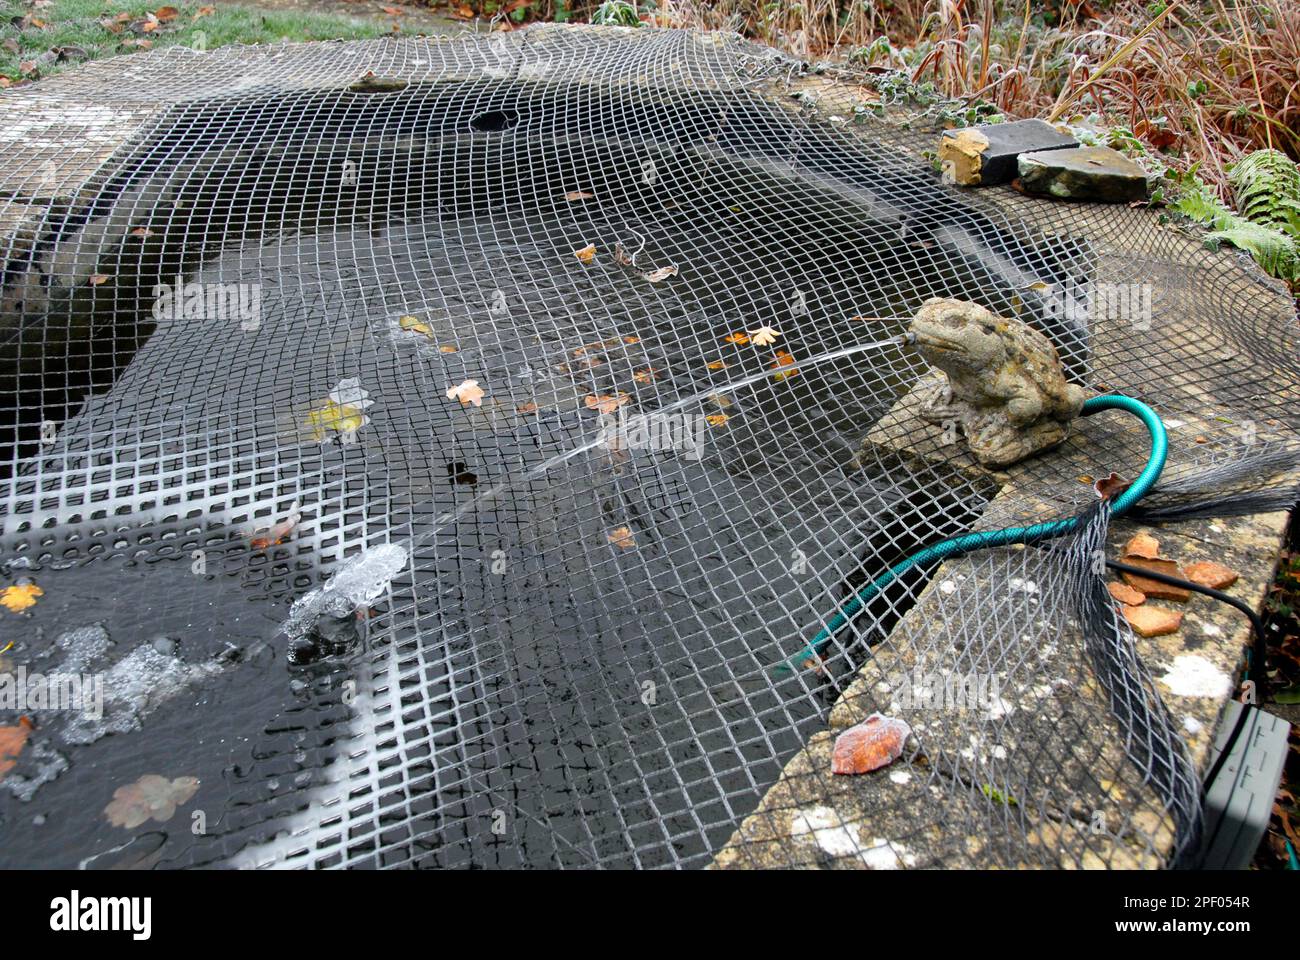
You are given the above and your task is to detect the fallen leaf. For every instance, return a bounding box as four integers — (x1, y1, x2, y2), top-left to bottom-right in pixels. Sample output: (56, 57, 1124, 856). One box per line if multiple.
(398, 314, 433, 338)
(452, 4, 475, 19)
(141, 18, 158, 33)
(770, 350, 799, 380)
(437, 344, 457, 353)
(724, 331, 750, 345)
(381, 5, 403, 14)
(607, 526, 636, 549)
(0, 717, 34, 777)
(574, 242, 596, 264)
(564, 190, 593, 201)
(705, 414, 729, 427)
(88, 274, 109, 286)
(445, 379, 485, 407)
(130, 226, 153, 238)
(1107, 581, 1146, 606)
(749, 325, 780, 346)
(248, 503, 301, 550)
(195, 5, 215, 17)
(1122, 531, 1160, 560)
(516, 401, 539, 414)
(104, 774, 200, 829)
(706, 360, 727, 370)
(622, 336, 639, 344)
(632, 368, 658, 384)
(613, 242, 635, 267)
(831, 714, 912, 775)
(154, 6, 180, 20)
(0, 582, 42, 613)
(642, 265, 678, 282)
(1094, 471, 1130, 502)
(1119, 557, 1191, 601)
(1184, 561, 1239, 590)
(584, 393, 629, 415)
(1121, 604, 1183, 638)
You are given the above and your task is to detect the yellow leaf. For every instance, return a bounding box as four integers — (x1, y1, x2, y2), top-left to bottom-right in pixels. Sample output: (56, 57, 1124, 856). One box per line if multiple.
(398, 314, 433, 338)
(706, 360, 726, 370)
(438, 345, 457, 353)
(305, 401, 366, 440)
(705, 414, 729, 427)
(607, 526, 637, 549)
(749, 325, 780, 346)
(724, 331, 750, 345)
(574, 243, 596, 264)
(0, 583, 42, 613)
(445, 379, 485, 407)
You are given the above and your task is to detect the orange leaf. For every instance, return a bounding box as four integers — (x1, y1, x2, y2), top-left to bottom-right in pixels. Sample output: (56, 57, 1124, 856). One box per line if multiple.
(607, 526, 637, 549)
(564, 190, 593, 201)
(445, 379, 485, 407)
(724, 331, 750, 345)
(155, 6, 180, 20)
(706, 360, 726, 370)
(831, 714, 911, 775)
(632, 367, 658, 384)
(705, 414, 729, 427)
(88, 274, 109, 286)
(0, 717, 34, 777)
(574, 243, 596, 264)
(1123, 531, 1160, 560)
(584, 393, 629, 415)
(770, 350, 799, 380)
(516, 401, 540, 414)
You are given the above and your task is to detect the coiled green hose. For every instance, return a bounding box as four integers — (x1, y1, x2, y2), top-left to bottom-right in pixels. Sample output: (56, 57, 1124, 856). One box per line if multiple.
(774, 393, 1168, 675)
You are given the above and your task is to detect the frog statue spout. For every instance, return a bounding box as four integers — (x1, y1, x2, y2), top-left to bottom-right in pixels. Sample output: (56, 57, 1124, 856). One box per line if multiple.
(909, 297, 1088, 470)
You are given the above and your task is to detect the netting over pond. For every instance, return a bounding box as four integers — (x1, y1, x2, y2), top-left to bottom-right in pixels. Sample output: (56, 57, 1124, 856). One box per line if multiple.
(0, 25, 1297, 869)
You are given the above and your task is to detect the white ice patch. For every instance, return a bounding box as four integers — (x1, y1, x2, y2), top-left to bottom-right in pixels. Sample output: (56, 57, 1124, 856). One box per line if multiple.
(859, 837, 916, 870)
(1182, 716, 1204, 735)
(283, 543, 408, 640)
(790, 806, 862, 859)
(1160, 655, 1231, 698)
(790, 807, 916, 868)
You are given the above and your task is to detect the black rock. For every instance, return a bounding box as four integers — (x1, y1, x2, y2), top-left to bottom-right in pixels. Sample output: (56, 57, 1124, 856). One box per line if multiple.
(940, 118, 1079, 186)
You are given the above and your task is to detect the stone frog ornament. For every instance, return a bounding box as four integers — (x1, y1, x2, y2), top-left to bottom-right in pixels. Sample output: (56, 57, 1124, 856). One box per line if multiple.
(909, 297, 1087, 469)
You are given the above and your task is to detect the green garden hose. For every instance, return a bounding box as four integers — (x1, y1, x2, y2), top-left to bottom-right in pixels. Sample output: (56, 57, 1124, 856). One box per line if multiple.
(775, 393, 1168, 675)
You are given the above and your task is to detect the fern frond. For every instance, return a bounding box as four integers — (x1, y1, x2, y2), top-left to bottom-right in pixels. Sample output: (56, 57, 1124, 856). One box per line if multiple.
(1229, 149, 1300, 241)
(1204, 221, 1299, 283)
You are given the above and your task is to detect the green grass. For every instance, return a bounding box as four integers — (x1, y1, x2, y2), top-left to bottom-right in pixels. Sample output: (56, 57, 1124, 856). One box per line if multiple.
(0, 1, 392, 84)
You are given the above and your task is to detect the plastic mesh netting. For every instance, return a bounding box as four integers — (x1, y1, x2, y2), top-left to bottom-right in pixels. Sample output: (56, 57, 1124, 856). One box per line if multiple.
(0, 26, 1297, 869)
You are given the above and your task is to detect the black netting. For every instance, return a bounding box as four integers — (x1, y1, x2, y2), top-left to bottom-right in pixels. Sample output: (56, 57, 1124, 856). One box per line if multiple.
(0, 26, 1295, 869)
